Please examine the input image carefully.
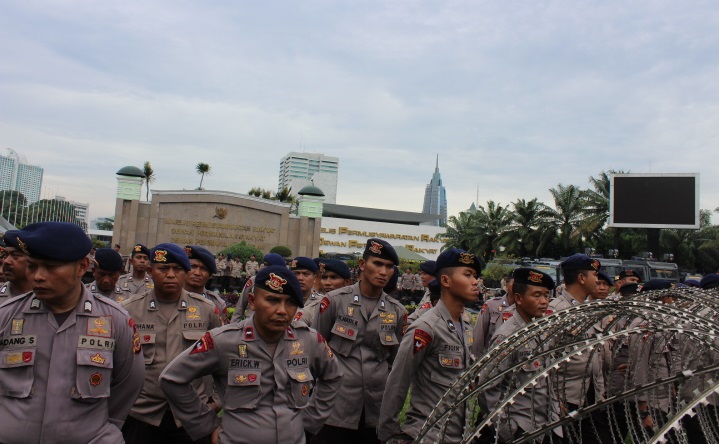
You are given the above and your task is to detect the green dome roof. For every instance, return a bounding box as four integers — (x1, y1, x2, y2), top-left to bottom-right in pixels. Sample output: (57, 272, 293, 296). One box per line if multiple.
(297, 185, 325, 196)
(116, 166, 145, 177)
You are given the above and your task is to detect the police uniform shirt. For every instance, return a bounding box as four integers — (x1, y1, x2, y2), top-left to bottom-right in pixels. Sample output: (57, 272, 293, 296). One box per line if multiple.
(0, 287, 145, 444)
(406, 302, 474, 333)
(230, 260, 244, 279)
(117, 273, 154, 296)
(314, 282, 407, 430)
(378, 300, 473, 442)
(196, 290, 228, 325)
(159, 316, 343, 443)
(471, 295, 514, 356)
(627, 318, 675, 413)
(548, 289, 605, 406)
(86, 281, 124, 303)
(121, 289, 222, 426)
(416, 288, 431, 306)
(485, 313, 561, 441)
(400, 273, 414, 290)
(230, 275, 256, 323)
(0, 281, 29, 304)
(294, 291, 323, 327)
(245, 260, 260, 277)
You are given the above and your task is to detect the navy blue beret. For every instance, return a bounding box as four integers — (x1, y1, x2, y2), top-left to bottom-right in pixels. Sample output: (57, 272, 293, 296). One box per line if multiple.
(419, 260, 436, 275)
(699, 273, 719, 289)
(684, 279, 700, 287)
(151, 243, 191, 271)
(435, 248, 482, 275)
(513, 267, 555, 290)
(619, 269, 640, 280)
(597, 271, 613, 285)
(317, 259, 351, 279)
(131, 244, 150, 257)
(263, 253, 287, 267)
(620, 283, 640, 296)
(12, 222, 92, 262)
(254, 265, 304, 307)
(94, 248, 125, 272)
(560, 254, 600, 271)
(2, 230, 19, 248)
(364, 238, 399, 265)
(640, 279, 674, 292)
(289, 256, 318, 273)
(384, 266, 400, 294)
(428, 278, 441, 296)
(185, 245, 217, 274)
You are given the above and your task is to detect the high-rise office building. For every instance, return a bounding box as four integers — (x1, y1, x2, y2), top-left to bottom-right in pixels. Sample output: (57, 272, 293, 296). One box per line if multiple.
(422, 155, 447, 226)
(278, 152, 339, 204)
(0, 148, 44, 203)
(56, 195, 90, 227)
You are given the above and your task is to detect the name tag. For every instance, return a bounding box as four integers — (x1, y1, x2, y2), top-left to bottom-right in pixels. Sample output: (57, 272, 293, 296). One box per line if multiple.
(0, 335, 37, 348)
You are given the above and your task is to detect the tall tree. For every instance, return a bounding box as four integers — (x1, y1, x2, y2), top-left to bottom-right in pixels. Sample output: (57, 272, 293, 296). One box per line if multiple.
(544, 184, 587, 255)
(442, 211, 480, 253)
(196, 163, 211, 189)
(96, 217, 115, 231)
(143, 161, 156, 201)
(0, 190, 28, 227)
(273, 186, 296, 204)
(474, 201, 512, 261)
(24, 199, 86, 230)
(501, 198, 551, 257)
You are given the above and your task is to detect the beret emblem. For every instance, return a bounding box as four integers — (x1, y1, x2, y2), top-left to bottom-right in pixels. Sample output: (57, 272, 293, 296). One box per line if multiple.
(266, 273, 287, 293)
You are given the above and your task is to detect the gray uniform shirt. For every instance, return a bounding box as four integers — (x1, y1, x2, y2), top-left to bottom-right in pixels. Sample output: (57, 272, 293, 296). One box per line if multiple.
(117, 273, 154, 297)
(160, 316, 343, 443)
(294, 292, 323, 327)
(0, 281, 29, 304)
(231, 275, 255, 322)
(86, 281, 124, 302)
(0, 287, 145, 444)
(472, 295, 514, 356)
(378, 300, 473, 442)
(121, 289, 222, 426)
(314, 283, 407, 429)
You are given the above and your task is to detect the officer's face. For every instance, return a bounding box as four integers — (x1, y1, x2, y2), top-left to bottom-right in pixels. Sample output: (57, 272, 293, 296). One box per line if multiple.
(321, 271, 349, 293)
(93, 269, 122, 292)
(580, 270, 599, 295)
(186, 259, 211, 288)
(249, 288, 298, 340)
(516, 285, 550, 319)
(2, 246, 28, 283)
(359, 257, 395, 290)
(592, 279, 610, 300)
(151, 263, 187, 298)
(419, 270, 433, 287)
(442, 267, 480, 302)
(624, 276, 641, 285)
(27, 257, 88, 303)
(131, 253, 150, 272)
(292, 269, 316, 295)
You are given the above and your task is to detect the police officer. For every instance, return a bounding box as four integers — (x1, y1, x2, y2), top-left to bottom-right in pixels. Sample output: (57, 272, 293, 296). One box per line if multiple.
(415, 260, 436, 306)
(612, 269, 641, 296)
(231, 253, 287, 322)
(160, 265, 342, 443)
(296, 259, 352, 328)
(472, 269, 516, 356)
(117, 244, 154, 296)
(313, 238, 407, 444)
(405, 278, 442, 326)
(1, 230, 32, 302)
(290, 256, 320, 304)
(86, 248, 126, 302)
(378, 248, 480, 443)
(184, 245, 229, 324)
(121, 243, 222, 444)
(590, 270, 613, 301)
(245, 254, 260, 277)
(0, 222, 145, 444)
(483, 268, 562, 443)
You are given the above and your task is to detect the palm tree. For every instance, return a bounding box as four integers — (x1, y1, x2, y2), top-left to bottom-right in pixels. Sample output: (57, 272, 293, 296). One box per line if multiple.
(442, 211, 480, 253)
(474, 201, 512, 261)
(143, 161, 155, 201)
(502, 198, 552, 257)
(544, 184, 587, 255)
(273, 186, 295, 204)
(196, 163, 211, 189)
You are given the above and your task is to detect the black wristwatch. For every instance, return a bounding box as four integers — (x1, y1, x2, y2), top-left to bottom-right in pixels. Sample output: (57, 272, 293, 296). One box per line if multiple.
(639, 410, 650, 419)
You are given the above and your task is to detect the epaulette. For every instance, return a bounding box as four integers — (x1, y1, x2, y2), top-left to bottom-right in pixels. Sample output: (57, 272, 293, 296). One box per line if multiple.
(291, 320, 310, 330)
(187, 291, 217, 307)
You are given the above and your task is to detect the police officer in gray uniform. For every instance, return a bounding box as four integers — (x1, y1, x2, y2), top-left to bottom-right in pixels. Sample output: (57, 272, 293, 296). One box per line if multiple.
(117, 244, 154, 296)
(378, 248, 480, 443)
(121, 243, 222, 444)
(86, 248, 126, 302)
(161, 265, 342, 443)
(231, 253, 287, 322)
(184, 245, 229, 324)
(484, 268, 562, 443)
(313, 238, 407, 444)
(0, 222, 145, 444)
(472, 270, 516, 356)
(1, 230, 33, 303)
(295, 259, 352, 328)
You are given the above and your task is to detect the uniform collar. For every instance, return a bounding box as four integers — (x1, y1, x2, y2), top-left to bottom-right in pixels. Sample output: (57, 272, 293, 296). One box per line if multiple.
(147, 290, 191, 311)
(24, 285, 97, 317)
(561, 288, 582, 305)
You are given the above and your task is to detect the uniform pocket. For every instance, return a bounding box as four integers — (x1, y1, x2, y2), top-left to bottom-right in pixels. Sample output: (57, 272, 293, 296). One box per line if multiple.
(224, 370, 261, 410)
(287, 368, 314, 408)
(139, 332, 156, 365)
(0, 348, 36, 398)
(429, 366, 456, 388)
(183, 330, 205, 348)
(74, 348, 113, 400)
(329, 321, 357, 357)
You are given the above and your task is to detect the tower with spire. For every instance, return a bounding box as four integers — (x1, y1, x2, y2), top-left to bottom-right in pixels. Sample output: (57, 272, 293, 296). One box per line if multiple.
(422, 155, 448, 226)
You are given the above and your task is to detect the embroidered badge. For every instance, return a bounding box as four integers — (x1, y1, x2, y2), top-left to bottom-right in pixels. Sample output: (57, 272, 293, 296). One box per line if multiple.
(385, 335, 392, 342)
(236, 374, 248, 383)
(238, 344, 248, 358)
(440, 356, 452, 366)
(186, 306, 200, 320)
(301, 384, 308, 396)
(454, 358, 461, 367)
(502, 311, 513, 321)
(325, 342, 334, 358)
(528, 271, 543, 283)
(11, 319, 24, 335)
(248, 374, 257, 383)
(319, 297, 330, 313)
(317, 332, 326, 343)
(135, 245, 143, 253)
(245, 279, 253, 288)
(185, 247, 192, 256)
(181, 300, 187, 309)
(353, 295, 360, 303)
(266, 273, 287, 292)
(289, 260, 298, 269)
(286, 327, 296, 340)
(293, 312, 303, 322)
(154, 250, 168, 262)
(129, 319, 141, 354)
(413, 329, 432, 354)
(319, 262, 326, 273)
(369, 241, 383, 254)
(17, 238, 29, 255)
(88, 316, 112, 338)
(84, 301, 92, 313)
(480, 303, 488, 314)
(296, 371, 309, 382)
(420, 302, 432, 310)
(591, 259, 600, 271)
(22, 351, 32, 363)
(189, 331, 215, 355)
(459, 252, 475, 264)
(447, 320, 456, 332)
(150, 300, 157, 310)
(89, 372, 103, 386)
(90, 353, 106, 365)
(347, 306, 354, 316)
(244, 327, 255, 340)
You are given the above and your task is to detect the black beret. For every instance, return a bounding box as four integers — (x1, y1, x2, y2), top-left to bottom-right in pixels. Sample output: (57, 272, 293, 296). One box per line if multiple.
(151, 243, 191, 271)
(684, 279, 700, 287)
(419, 260, 436, 275)
(254, 265, 304, 307)
(263, 253, 287, 267)
(699, 274, 719, 289)
(560, 254, 600, 271)
(94, 248, 125, 272)
(513, 267, 555, 290)
(435, 248, 482, 275)
(2, 230, 19, 248)
(384, 266, 400, 294)
(428, 278, 441, 296)
(620, 283, 640, 296)
(317, 259, 351, 279)
(12, 222, 92, 262)
(289, 257, 318, 273)
(185, 245, 217, 274)
(131, 244, 151, 257)
(640, 279, 674, 292)
(597, 271, 613, 285)
(364, 238, 399, 265)
(619, 269, 640, 280)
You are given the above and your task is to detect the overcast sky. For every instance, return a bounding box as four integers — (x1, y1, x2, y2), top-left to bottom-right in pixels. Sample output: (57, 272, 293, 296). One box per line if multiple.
(2, 1, 718, 223)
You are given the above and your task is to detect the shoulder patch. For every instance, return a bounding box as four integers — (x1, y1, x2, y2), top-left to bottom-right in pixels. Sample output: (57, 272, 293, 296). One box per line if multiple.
(319, 297, 330, 313)
(480, 303, 488, 314)
(189, 331, 215, 355)
(419, 302, 432, 309)
(544, 309, 554, 316)
(413, 329, 432, 354)
(501, 311, 513, 321)
(317, 332, 326, 343)
(129, 319, 141, 354)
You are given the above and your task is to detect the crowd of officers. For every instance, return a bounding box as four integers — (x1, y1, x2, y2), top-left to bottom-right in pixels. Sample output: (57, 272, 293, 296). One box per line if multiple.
(1, 222, 719, 443)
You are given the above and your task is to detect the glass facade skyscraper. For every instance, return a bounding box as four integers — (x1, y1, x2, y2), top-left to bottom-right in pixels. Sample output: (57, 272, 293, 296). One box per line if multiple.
(422, 156, 447, 226)
(0, 148, 44, 203)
